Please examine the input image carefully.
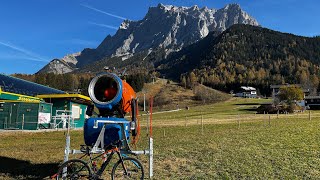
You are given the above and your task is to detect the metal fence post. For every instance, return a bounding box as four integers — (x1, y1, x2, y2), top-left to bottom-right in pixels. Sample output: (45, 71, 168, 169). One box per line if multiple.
(54, 116, 57, 129)
(4, 117, 7, 129)
(146, 112, 149, 137)
(149, 137, 153, 178)
(63, 126, 71, 177)
(22, 114, 25, 130)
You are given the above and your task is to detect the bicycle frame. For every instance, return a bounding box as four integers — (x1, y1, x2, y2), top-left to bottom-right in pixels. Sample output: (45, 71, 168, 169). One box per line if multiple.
(62, 120, 151, 178)
(94, 148, 127, 177)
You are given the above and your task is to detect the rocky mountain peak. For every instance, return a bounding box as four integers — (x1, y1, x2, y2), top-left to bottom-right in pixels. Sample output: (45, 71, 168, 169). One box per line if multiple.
(38, 3, 259, 74)
(61, 52, 81, 66)
(224, 3, 241, 10)
(120, 20, 130, 30)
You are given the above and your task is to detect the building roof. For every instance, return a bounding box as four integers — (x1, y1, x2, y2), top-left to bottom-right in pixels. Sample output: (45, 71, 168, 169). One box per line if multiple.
(0, 74, 65, 96)
(240, 86, 256, 91)
(270, 84, 309, 93)
(37, 94, 92, 105)
(305, 96, 320, 99)
(270, 84, 301, 89)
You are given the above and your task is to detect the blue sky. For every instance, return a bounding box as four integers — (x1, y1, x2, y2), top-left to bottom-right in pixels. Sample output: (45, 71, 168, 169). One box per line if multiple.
(0, 0, 319, 74)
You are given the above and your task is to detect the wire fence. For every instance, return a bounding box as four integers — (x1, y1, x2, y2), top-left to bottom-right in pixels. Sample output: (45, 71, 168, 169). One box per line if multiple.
(0, 115, 40, 130)
(0, 114, 76, 130)
(139, 110, 318, 128)
(1, 109, 319, 132)
(134, 110, 320, 140)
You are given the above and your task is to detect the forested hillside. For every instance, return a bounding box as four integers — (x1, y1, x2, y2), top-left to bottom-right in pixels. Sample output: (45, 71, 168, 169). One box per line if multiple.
(12, 72, 151, 95)
(159, 24, 320, 95)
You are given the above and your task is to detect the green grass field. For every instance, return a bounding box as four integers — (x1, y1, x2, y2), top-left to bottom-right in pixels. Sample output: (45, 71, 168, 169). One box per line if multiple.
(1, 98, 320, 179)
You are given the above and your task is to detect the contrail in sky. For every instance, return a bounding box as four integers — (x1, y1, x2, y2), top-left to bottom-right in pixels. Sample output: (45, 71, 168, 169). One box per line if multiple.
(80, 4, 128, 20)
(0, 41, 48, 62)
(89, 22, 119, 30)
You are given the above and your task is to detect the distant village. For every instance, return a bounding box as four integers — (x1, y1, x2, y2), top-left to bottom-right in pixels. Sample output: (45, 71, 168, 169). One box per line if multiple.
(235, 84, 320, 110)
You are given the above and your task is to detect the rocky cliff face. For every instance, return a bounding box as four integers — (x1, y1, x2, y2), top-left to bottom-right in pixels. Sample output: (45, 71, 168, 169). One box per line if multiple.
(37, 52, 80, 74)
(37, 59, 73, 74)
(38, 3, 259, 74)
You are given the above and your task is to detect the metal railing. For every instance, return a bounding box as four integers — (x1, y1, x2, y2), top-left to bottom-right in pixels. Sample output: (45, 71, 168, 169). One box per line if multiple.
(0, 115, 39, 130)
(51, 110, 76, 129)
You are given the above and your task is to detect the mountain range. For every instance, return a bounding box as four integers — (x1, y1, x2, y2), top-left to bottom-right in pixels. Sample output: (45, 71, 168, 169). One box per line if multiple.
(163, 24, 320, 95)
(28, 3, 320, 96)
(37, 3, 259, 74)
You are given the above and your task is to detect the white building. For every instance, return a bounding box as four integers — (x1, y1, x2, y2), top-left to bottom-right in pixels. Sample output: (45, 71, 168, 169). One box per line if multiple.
(235, 86, 257, 98)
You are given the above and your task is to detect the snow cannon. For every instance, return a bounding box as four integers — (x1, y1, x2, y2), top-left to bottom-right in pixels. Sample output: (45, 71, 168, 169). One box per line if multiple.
(85, 72, 139, 148)
(88, 72, 136, 116)
(83, 117, 130, 148)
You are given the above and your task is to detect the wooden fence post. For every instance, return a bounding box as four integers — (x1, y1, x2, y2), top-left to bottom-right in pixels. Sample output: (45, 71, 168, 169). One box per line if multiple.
(201, 115, 204, 135)
(201, 114, 203, 124)
(285, 111, 287, 121)
(163, 116, 167, 137)
(185, 115, 187, 127)
(238, 114, 240, 129)
(264, 111, 266, 127)
(309, 110, 311, 121)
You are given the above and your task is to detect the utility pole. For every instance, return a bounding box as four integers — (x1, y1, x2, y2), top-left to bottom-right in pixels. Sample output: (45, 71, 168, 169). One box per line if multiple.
(143, 93, 146, 112)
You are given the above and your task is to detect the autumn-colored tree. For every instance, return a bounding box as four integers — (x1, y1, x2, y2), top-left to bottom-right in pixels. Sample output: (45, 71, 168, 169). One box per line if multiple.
(180, 76, 187, 89)
(310, 74, 319, 95)
(299, 70, 309, 86)
(278, 85, 304, 104)
(189, 72, 197, 88)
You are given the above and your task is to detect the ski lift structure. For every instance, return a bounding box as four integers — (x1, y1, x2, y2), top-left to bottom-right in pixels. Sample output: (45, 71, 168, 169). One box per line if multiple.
(62, 72, 154, 178)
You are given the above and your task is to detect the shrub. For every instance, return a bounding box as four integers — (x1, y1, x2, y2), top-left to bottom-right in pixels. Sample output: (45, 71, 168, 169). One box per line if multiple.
(257, 104, 304, 114)
(257, 104, 279, 114)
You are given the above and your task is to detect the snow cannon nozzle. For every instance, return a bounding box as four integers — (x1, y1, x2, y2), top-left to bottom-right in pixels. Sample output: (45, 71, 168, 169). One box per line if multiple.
(88, 72, 136, 117)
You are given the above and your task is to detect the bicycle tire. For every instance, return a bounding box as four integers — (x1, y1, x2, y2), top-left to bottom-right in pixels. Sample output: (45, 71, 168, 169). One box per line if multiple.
(56, 159, 92, 180)
(111, 157, 144, 180)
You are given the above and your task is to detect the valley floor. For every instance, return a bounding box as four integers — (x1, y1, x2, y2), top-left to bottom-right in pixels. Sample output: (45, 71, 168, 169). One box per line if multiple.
(1, 98, 320, 179)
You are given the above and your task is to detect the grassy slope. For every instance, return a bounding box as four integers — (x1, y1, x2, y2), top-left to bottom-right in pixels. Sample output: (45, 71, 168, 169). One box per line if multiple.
(136, 79, 231, 111)
(1, 98, 320, 179)
(147, 98, 270, 126)
(136, 79, 195, 111)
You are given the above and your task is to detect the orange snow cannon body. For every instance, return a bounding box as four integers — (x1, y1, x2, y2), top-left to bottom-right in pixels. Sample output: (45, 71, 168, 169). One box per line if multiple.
(88, 72, 136, 114)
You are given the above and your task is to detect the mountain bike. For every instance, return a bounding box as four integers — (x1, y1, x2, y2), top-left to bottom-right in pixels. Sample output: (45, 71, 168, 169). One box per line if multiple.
(54, 142, 144, 179)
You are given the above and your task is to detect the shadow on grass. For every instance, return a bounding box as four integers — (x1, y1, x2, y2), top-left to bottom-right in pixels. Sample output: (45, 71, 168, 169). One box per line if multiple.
(0, 156, 59, 179)
(239, 108, 258, 112)
(235, 103, 260, 105)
